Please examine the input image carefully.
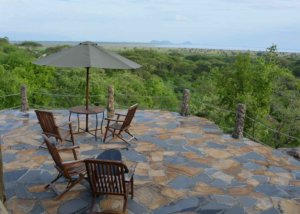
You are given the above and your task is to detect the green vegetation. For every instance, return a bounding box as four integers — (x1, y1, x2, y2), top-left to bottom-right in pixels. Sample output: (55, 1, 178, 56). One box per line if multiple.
(1, 37, 300, 148)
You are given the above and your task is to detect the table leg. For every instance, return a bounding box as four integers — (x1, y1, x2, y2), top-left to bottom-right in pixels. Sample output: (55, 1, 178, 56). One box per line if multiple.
(95, 114, 98, 140)
(101, 111, 104, 134)
(85, 114, 89, 132)
(68, 112, 71, 121)
(77, 114, 80, 132)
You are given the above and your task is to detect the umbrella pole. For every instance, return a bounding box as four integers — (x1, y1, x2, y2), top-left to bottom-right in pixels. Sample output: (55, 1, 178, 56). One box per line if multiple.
(85, 67, 90, 132)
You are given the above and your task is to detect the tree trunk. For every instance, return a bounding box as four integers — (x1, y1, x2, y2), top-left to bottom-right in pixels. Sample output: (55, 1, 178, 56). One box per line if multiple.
(232, 103, 246, 139)
(180, 89, 190, 116)
(107, 85, 115, 118)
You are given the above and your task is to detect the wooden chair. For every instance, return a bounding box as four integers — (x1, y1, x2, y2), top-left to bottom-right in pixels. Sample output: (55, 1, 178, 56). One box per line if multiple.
(35, 110, 75, 147)
(42, 134, 86, 200)
(84, 159, 135, 213)
(103, 104, 138, 145)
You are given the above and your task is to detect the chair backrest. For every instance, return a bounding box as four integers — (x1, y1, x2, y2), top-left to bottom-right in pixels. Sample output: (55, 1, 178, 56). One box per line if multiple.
(35, 110, 61, 140)
(42, 134, 64, 171)
(85, 159, 128, 197)
(121, 104, 138, 130)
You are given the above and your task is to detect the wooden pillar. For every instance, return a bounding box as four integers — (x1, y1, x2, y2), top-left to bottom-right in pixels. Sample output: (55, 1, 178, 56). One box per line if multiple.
(107, 85, 115, 118)
(0, 137, 6, 203)
(21, 84, 29, 112)
(180, 89, 190, 116)
(232, 103, 246, 139)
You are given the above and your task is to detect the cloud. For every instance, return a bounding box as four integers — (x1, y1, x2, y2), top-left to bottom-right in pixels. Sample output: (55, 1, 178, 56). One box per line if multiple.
(175, 15, 189, 22)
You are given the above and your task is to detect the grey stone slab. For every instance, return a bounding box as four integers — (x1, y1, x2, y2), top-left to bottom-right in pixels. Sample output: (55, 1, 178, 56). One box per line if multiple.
(260, 207, 280, 214)
(168, 175, 196, 189)
(252, 175, 269, 183)
(243, 162, 264, 171)
(200, 201, 230, 211)
(184, 133, 203, 139)
(194, 173, 213, 184)
(32, 191, 57, 200)
(230, 179, 246, 187)
(211, 195, 236, 206)
(206, 141, 227, 149)
(268, 166, 288, 173)
(5, 184, 16, 200)
(2, 153, 17, 163)
(211, 179, 229, 189)
(4, 169, 28, 183)
(205, 168, 218, 176)
(18, 170, 54, 185)
(153, 197, 199, 214)
(224, 205, 245, 214)
(288, 157, 300, 167)
(255, 184, 289, 198)
(127, 199, 150, 214)
(235, 152, 266, 163)
(34, 149, 50, 156)
(15, 183, 35, 199)
(165, 122, 179, 130)
(57, 198, 89, 214)
(238, 196, 257, 208)
(81, 149, 102, 157)
(9, 143, 36, 150)
(30, 203, 46, 214)
(292, 171, 300, 179)
(122, 150, 147, 162)
(279, 185, 300, 198)
(272, 150, 286, 158)
(196, 210, 224, 214)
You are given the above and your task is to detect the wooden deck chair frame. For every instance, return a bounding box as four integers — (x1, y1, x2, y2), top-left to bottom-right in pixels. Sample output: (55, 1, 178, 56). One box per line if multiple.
(42, 134, 86, 200)
(35, 110, 75, 147)
(84, 159, 135, 213)
(103, 104, 138, 146)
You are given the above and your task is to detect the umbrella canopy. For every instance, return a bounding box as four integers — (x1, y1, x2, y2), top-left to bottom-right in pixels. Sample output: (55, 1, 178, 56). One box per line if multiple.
(34, 41, 141, 69)
(34, 41, 141, 131)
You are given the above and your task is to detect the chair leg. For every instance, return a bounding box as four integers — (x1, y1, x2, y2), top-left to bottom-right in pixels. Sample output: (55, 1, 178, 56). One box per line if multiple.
(131, 177, 134, 199)
(123, 195, 128, 213)
(45, 173, 63, 189)
(103, 127, 109, 143)
(89, 197, 97, 214)
(55, 175, 85, 200)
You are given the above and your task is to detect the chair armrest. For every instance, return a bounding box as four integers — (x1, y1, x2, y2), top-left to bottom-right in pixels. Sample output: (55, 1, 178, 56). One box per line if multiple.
(104, 118, 124, 123)
(57, 121, 73, 127)
(63, 159, 83, 166)
(63, 160, 86, 173)
(57, 145, 80, 152)
(115, 113, 126, 117)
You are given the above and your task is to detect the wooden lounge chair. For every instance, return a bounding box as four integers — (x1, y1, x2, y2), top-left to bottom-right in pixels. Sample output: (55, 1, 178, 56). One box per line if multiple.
(35, 110, 75, 147)
(84, 159, 135, 213)
(103, 104, 138, 145)
(42, 134, 86, 200)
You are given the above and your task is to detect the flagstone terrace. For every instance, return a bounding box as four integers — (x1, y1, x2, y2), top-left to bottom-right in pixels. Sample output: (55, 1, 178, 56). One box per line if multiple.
(1, 109, 300, 213)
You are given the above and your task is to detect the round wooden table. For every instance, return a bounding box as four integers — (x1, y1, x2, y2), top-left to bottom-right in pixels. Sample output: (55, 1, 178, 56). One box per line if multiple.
(69, 105, 105, 140)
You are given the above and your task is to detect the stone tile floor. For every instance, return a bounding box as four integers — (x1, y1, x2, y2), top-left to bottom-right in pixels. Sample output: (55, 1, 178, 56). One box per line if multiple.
(1, 109, 300, 214)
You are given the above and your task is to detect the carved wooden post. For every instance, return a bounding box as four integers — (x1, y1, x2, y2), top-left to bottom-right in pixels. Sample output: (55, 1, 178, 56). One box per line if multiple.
(180, 89, 190, 116)
(107, 85, 115, 118)
(0, 137, 6, 203)
(232, 103, 246, 139)
(21, 84, 29, 112)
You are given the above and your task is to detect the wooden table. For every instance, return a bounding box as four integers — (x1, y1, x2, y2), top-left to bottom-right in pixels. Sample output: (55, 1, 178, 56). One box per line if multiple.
(69, 105, 105, 140)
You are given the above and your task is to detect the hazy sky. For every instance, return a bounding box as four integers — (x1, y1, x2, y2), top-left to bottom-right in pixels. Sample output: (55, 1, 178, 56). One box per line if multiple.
(1, 0, 300, 51)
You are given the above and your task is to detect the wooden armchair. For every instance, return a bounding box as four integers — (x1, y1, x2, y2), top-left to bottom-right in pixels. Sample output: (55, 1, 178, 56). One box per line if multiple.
(35, 110, 75, 147)
(103, 104, 138, 145)
(42, 134, 86, 200)
(84, 159, 136, 213)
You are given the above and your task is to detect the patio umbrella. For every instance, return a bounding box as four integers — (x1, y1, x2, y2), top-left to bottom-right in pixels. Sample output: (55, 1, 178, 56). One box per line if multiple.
(34, 41, 141, 130)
